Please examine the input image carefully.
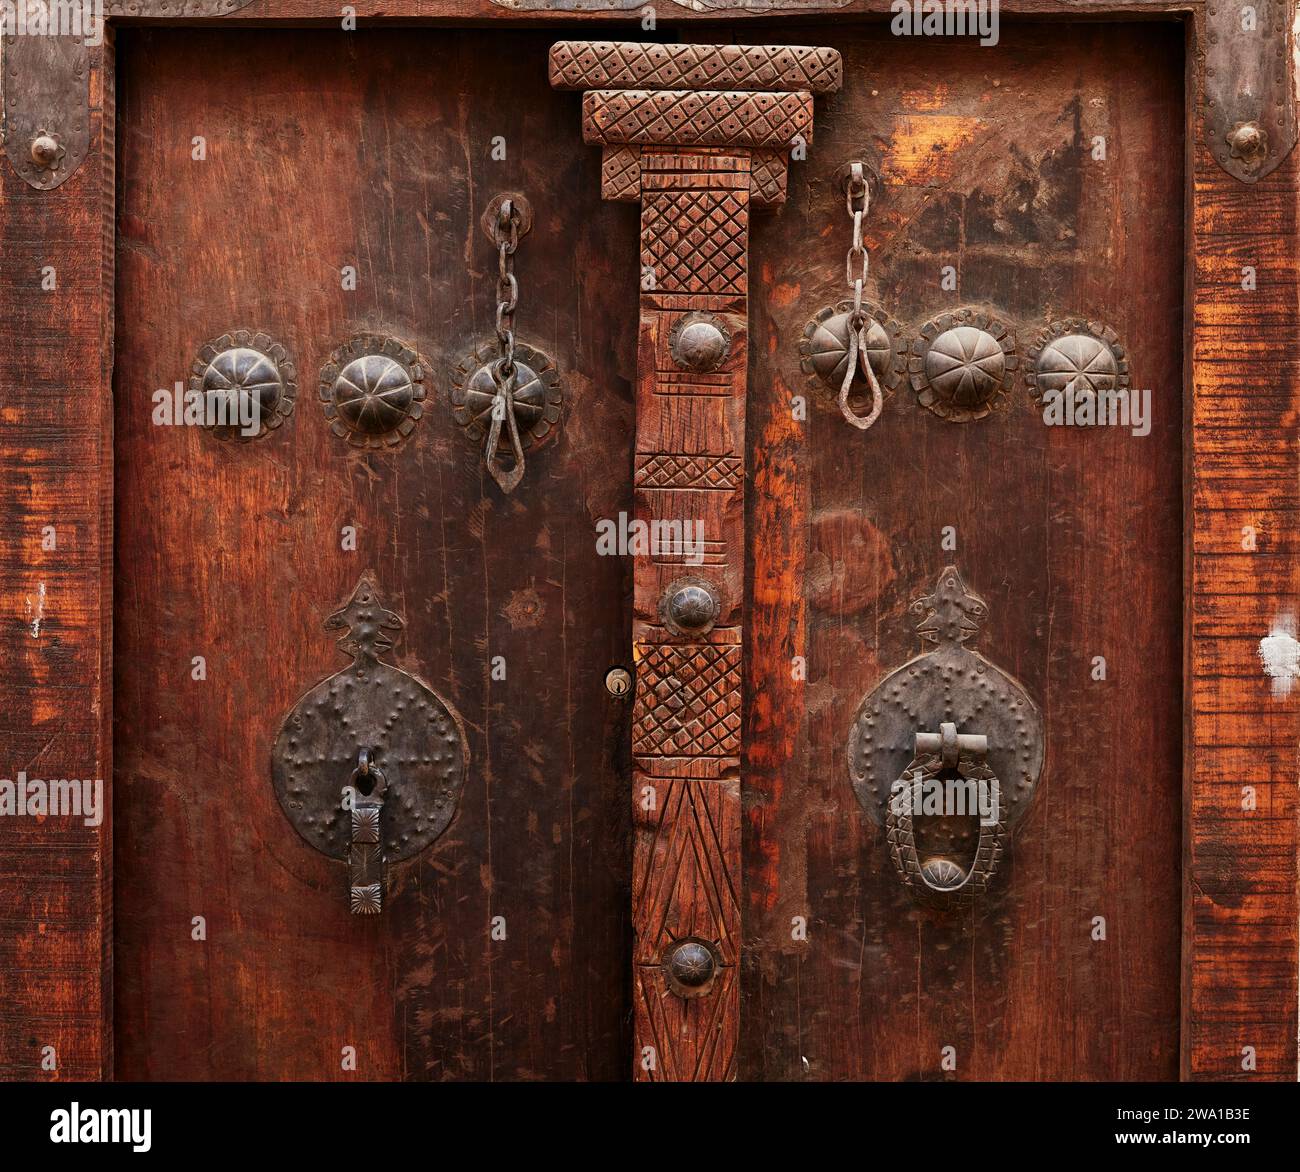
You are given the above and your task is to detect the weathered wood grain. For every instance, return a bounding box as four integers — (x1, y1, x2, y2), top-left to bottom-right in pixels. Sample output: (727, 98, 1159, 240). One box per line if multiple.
(1186, 126, 1300, 1079)
(742, 20, 1188, 1080)
(0, 37, 114, 1081)
(111, 27, 634, 1080)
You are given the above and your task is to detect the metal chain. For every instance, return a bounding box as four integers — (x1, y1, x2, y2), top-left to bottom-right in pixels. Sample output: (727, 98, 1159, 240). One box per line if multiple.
(839, 162, 884, 431)
(492, 200, 520, 375)
(486, 198, 526, 493)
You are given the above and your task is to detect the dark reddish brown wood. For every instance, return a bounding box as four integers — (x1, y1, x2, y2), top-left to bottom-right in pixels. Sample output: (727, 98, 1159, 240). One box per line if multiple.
(0, 39, 114, 1081)
(741, 19, 1188, 1080)
(111, 26, 633, 1079)
(0, 4, 1294, 1086)
(1185, 132, 1300, 1078)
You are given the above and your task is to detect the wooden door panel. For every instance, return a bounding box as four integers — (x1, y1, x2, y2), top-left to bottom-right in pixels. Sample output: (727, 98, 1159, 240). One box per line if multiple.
(741, 22, 1184, 1080)
(112, 28, 635, 1080)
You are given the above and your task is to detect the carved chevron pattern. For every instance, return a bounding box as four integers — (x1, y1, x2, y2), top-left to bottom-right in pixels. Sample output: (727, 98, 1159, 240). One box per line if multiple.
(634, 778, 739, 962)
(550, 40, 842, 94)
(635, 453, 743, 490)
(584, 90, 814, 149)
(635, 964, 738, 1082)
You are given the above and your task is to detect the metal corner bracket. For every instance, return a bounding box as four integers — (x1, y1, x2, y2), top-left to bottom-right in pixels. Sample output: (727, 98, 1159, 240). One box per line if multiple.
(2, 3, 254, 191)
(1205, 0, 1299, 183)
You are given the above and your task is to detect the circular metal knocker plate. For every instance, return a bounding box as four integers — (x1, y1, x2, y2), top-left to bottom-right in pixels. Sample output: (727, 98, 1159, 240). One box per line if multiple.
(451, 340, 562, 453)
(271, 574, 468, 864)
(800, 300, 905, 421)
(909, 309, 1016, 423)
(190, 330, 297, 442)
(1025, 319, 1129, 402)
(319, 335, 425, 448)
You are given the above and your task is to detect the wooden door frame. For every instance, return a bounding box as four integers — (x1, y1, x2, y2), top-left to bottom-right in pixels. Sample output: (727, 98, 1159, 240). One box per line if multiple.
(0, 1, 1293, 1082)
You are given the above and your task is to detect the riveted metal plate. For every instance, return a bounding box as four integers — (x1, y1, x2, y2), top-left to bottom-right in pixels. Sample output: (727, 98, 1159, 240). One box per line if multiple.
(846, 565, 1045, 834)
(1205, 0, 1297, 182)
(2, 4, 260, 190)
(1, 32, 90, 190)
(271, 572, 468, 863)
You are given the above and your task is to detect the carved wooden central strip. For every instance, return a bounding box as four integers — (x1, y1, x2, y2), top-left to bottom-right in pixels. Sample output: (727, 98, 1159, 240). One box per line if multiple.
(551, 36, 840, 1083)
(629, 151, 748, 1082)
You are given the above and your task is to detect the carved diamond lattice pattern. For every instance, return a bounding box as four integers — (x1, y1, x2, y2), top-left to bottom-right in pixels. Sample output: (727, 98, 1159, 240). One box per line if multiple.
(551, 41, 842, 94)
(590, 90, 812, 149)
(642, 190, 747, 294)
(632, 644, 742, 757)
(635, 454, 742, 490)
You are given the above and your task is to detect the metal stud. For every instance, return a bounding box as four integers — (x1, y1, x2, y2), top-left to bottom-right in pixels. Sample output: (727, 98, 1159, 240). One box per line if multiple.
(319, 335, 425, 449)
(660, 576, 721, 638)
(451, 340, 562, 456)
(909, 308, 1016, 423)
(668, 311, 730, 373)
(800, 299, 905, 404)
(189, 330, 297, 442)
(1025, 318, 1129, 403)
(663, 938, 719, 998)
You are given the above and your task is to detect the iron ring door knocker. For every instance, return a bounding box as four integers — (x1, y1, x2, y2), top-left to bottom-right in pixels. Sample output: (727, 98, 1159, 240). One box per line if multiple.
(846, 566, 1045, 910)
(451, 193, 563, 493)
(800, 162, 904, 429)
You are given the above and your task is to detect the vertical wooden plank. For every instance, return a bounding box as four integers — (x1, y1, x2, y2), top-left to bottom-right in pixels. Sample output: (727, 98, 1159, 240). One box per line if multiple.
(630, 151, 749, 1080)
(1187, 129, 1300, 1079)
(552, 41, 839, 1080)
(0, 37, 114, 1079)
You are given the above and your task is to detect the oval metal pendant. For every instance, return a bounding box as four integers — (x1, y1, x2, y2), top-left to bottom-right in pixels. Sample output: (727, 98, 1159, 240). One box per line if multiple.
(271, 573, 468, 870)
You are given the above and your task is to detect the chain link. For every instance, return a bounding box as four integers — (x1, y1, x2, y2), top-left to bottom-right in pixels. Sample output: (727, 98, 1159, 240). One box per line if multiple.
(838, 162, 883, 431)
(492, 199, 521, 375)
(844, 162, 870, 330)
(485, 197, 528, 492)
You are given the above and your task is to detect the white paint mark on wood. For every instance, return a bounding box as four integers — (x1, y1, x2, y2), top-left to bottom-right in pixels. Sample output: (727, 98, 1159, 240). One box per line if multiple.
(1258, 614, 1300, 698)
(27, 582, 47, 638)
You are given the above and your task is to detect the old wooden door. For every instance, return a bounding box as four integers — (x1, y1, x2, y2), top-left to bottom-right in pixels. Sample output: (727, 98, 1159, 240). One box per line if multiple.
(112, 27, 637, 1080)
(111, 19, 1183, 1081)
(737, 20, 1185, 1079)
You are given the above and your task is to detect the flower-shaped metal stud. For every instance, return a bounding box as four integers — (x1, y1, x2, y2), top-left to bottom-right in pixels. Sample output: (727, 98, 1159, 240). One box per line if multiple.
(451, 341, 562, 453)
(800, 300, 905, 397)
(319, 335, 425, 449)
(909, 308, 1016, 423)
(189, 330, 297, 442)
(1025, 319, 1129, 402)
